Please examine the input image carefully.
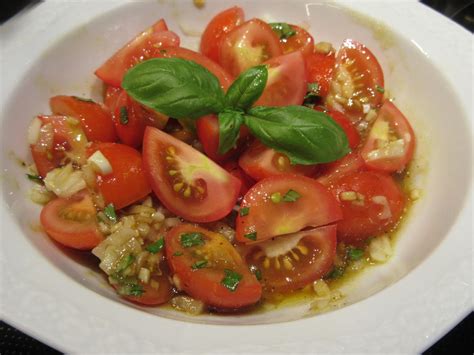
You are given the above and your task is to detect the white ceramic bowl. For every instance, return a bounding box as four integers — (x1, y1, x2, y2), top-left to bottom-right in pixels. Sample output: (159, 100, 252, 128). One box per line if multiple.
(1, 0, 472, 352)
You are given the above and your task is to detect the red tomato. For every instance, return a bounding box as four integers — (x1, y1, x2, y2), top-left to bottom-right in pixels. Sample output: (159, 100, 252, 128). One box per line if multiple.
(40, 190, 103, 250)
(50, 95, 117, 143)
(222, 160, 255, 198)
(87, 143, 151, 209)
(361, 101, 415, 173)
(254, 51, 307, 107)
(328, 171, 405, 243)
(219, 19, 283, 76)
(165, 224, 262, 309)
(327, 39, 384, 120)
(200, 6, 245, 63)
(238, 140, 318, 181)
(143, 127, 241, 223)
(104, 86, 122, 108)
(236, 174, 342, 244)
(316, 151, 365, 186)
(278, 25, 314, 58)
(156, 47, 233, 90)
(95, 19, 180, 87)
(196, 114, 250, 162)
(120, 273, 174, 306)
(244, 225, 336, 292)
(315, 108, 360, 149)
(305, 51, 336, 98)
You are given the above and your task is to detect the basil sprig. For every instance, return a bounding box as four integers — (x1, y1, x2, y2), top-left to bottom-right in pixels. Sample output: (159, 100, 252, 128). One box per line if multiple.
(123, 58, 349, 165)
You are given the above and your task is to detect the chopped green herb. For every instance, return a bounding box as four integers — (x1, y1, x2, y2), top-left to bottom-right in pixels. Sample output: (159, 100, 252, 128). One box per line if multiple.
(191, 260, 208, 270)
(270, 192, 282, 204)
(72, 96, 94, 103)
(117, 254, 135, 273)
(103, 203, 117, 223)
(159, 49, 167, 54)
(254, 269, 262, 281)
(244, 232, 257, 241)
(119, 106, 129, 125)
(376, 85, 385, 93)
(282, 189, 301, 202)
(221, 269, 242, 292)
(269, 22, 297, 40)
(347, 247, 364, 261)
(26, 173, 42, 183)
(118, 282, 144, 296)
(325, 266, 344, 279)
(239, 206, 250, 217)
(180, 232, 205, 248)
(146, 238, 164, 254)
(173, 251, 183, 256)
(303, 82, 321, 107)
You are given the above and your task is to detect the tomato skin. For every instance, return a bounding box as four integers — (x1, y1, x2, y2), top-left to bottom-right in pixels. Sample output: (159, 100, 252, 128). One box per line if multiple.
(87, 143, 151, 209)
(316, 151, 365, 186)
(40, 191, 103, 250)
(165, 224, 262, 309)
(254, 51, 307, 107)
(222, 160, 255, 198)
(236, 174, 342, 244)
(305, 51, 336, 98)
(219, 19, 283, 77)
(244, 225, 337, 293)
(279, 25, 314, 58)
(328, 171, 405, 243)
(121, 274, 174, 306)
(104, 86, 122, 109)
(200, 6, 245, 63)
(316, 108, 360, 149)
(361, 101, 415, 173)
(50, 95, 117, 143)
(238, 140, 318, 181)
(143, 127, 241, 223)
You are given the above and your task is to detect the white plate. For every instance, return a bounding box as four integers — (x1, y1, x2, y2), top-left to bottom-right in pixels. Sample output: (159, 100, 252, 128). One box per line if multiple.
(1, 0, 472, 353)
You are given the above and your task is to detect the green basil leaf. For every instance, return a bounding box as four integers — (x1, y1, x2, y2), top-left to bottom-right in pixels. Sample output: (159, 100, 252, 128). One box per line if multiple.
(282, 189, 301, 202)
(269, 22, 297, 40)
(123, 58, 225, 119)
(239, 207, 250, 217)
(225, 65, 268, 111)
(180, 232, 205, 248)
(221, 269, 242, 292)
(191, 260, 208, 270)
(146, 238, 164, 254)
(244, 106, 350, 164)
(217, 110, 244, 155)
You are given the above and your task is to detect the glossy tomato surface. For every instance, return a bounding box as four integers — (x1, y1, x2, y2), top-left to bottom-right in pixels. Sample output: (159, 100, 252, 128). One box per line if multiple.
(316, 151, 365, 186)
(121, 273, 174, 306)
(278, 24, 314, 58)
(305, 51, 336, 98)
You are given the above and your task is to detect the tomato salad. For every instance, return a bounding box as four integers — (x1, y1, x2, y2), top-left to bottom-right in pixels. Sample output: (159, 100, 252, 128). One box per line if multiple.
(26, 7, 417, 314)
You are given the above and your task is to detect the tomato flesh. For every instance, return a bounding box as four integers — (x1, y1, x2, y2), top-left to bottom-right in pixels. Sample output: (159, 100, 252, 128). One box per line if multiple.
(143, 127, 241, 223)
(305, 51, 336, 98)
(222, 160, 255, 198)
(316, 151, 365, 186)
(120, 273, 174, 306)
(40, 191, 102, 250)
(165, 224, 262, 309)
(236, 174, 342, 244)
(278, 24, 314, 58)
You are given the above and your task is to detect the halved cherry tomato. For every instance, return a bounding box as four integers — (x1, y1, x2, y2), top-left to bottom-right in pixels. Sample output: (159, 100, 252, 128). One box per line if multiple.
(40, 190, 102, 250)
(219, 19, 283, 76)
(238, 140, 318, 181)
(120, 273, 174, 306)
(95, 19, 180, 87)
(200, 6, 245, 63)
(305, 51, 336, 98)
(222, 160, 255, 198)
(143, 127, 241, 222)
(244, 225, 336, 292)
(315, 108, 360, 149)
(50, 95, 117, 143)
(254, 51, 307, 107)
(156, 47, 233, 90)
(196, 114, 250, 162)
(165, 224, 262, 309)
(87, 142, 151, 209)
(236, 174, 342, 244)
(104, 86, 122, 108)
(316, 151, 365, 186)
(278, 24, 314, 58)
(327, 39, 384, 120)
(328, 171, 405, 243)
(361, 101, 415, 173)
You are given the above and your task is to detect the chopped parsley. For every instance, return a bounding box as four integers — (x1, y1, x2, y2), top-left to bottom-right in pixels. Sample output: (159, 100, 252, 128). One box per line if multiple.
(239, 206, 250, 217)
(146, 238, 164, 254)
(173, 251, 183, 256)
(269, 22, 297, 40)
(282, 189, 301, 202)
(303, 82, 321, 107)
(347, 247, 364, 261)
(118, 282, 144, 296)
(191, 260, 208, 270)
(119, 106, 129, 125)
(325, 266, 344, 279)
(376, 85, 385, 93)
(244, 232, 257, 241)
(180, 232, 205, 248)
(103, 203, 117, 223)
(221, 269, 242, 292)
(72, 96, 94, 103)
(26, 173, 42, 183)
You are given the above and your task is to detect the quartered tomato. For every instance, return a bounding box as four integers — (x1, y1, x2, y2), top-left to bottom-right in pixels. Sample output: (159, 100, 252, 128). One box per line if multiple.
(165, 224, 262, 309)
(87, 142, 151, 209)
(236, 174, 342, 244)
(120, 273, 174, 306)
(278, 24, 314, 58)
(157, 47, 233, 90)
(328, 171, 405, 243)
(327, 39, 384, 120)
(219, 19, 283, 76)
(316, 108, 360, 149)
(200, 6, 245, 63)
(238, 140, 318, 181)
(361, 101, 415, 173)
(254, 51, 307, 107)
(244, 225, 336, 292)
(143, 127, 241, 223)
(40, 190, 102, 250)
(316, 151, 365, 186)
(50, 95, 117, 143)
(95, 19, 180, 87)
(196, 114, 250, 162)
(305, 51, 336, 98)
(222, 160, 255, 198)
